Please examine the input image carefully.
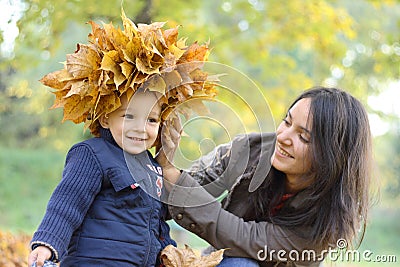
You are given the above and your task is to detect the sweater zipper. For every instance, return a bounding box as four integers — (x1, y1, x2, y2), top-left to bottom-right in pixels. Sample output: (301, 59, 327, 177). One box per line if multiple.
(143, 173, 155, 266)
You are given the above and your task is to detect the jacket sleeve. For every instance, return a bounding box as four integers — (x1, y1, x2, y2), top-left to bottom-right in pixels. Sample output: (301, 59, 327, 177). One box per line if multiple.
(184, 133, 255, 197)
(168, 173, 322, 265)
(30, 144, 103, 261)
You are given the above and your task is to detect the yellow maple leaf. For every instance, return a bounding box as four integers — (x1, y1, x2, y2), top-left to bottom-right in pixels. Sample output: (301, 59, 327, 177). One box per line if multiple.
(62, 94, 93, 123)
(88, 21, 114, 51)
(123, 38, 142, 63)
(93, 92, 121, 119)
(49, 88, 70, 109)
(101, 50, 126, 88)
(179, 42, 209, 63)
(160, 244, 225, 267)
(140, 74, 166, 94)
(138, 21, 167, 50)
(120, 61, 134, 83)
(65, 80, 91, 98)
(128, 71, 148, 88)
(163, 27, 179, 47)
(121, 7, 138, 39)
(168, 44, 186, 62)
(39, 69, 73, 90)
(66, 44, 101, 79)
(162, 70, 183, 90)
(136, 56, 161, 75)
(103, 21, 129, 53)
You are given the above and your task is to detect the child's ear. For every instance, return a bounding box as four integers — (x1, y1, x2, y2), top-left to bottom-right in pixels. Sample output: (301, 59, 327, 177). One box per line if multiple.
(99, 114, 109, 128)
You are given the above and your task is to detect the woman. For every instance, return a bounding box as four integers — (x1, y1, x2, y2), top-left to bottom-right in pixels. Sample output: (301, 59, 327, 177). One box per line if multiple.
(158, 87, 372, 266)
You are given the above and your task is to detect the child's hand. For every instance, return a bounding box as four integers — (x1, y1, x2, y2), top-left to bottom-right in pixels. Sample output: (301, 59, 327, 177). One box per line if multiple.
(28, 246, 52, 267)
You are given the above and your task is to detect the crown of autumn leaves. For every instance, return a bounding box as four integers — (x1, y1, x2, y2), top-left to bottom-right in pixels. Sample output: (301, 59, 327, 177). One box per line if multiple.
(40, 9, 219, 136)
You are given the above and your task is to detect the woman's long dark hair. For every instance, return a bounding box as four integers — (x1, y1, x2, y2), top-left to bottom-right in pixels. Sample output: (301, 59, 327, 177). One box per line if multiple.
(247, 87, 372, 249)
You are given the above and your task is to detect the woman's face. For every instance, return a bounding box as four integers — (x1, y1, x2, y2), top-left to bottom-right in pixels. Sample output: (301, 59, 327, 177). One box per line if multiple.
(272, 98, 313, 190)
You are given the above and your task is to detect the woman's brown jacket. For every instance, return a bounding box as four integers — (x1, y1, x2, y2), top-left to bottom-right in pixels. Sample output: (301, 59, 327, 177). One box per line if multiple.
(167, 132, 323, 267)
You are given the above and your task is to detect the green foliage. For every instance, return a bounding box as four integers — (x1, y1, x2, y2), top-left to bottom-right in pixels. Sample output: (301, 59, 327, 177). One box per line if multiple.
(0, 146, 64, 231)
(373, 128, 400, 199)
(360, 207, 400, 257)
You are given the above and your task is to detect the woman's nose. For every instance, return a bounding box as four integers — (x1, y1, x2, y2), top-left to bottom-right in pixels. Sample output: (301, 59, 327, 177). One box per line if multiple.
(277, 127, 293, 146)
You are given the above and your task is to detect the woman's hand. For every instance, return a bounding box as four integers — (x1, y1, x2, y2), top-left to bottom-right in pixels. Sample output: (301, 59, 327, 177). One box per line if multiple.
(156, 114, 182, 187)
(28, 246, 52, 267)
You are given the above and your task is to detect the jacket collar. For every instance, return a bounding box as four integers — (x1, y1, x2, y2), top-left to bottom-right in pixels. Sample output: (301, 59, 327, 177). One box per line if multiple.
(248, 133, 276, 192)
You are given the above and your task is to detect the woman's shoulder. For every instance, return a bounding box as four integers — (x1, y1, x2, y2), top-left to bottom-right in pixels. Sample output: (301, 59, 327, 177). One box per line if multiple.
(230, 132, 276, 152)
(232, 132, 276, 143)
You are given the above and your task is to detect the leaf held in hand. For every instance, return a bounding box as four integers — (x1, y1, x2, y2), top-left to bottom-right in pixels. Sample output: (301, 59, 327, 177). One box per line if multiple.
(160, 244, 225, 267)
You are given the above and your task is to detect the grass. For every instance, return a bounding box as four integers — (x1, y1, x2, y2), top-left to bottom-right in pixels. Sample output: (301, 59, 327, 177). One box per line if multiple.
(0, 145, 65, 232)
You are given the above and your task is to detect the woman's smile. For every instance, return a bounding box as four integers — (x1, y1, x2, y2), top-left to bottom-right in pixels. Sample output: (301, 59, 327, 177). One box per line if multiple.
(276, 144, 294, 158)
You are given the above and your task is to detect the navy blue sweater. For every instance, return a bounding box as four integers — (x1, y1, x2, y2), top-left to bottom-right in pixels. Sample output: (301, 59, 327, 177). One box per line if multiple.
(31, 128, 175, 266)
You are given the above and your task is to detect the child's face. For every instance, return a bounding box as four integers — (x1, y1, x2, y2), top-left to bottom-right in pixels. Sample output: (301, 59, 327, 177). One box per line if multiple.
(101, 91, 161, 154)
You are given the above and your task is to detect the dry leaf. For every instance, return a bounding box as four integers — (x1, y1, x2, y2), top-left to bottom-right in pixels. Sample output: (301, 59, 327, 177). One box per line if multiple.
(39, 69, 72, 90)
(163, 27, 180, 46)
(66, 44, 101, 79)
(179, 42, 209, 63)
(0, 231, 31, 267)
(40, 8, 220, 136)
(139, 74, 166, 94)
(160, 244, 225, 267)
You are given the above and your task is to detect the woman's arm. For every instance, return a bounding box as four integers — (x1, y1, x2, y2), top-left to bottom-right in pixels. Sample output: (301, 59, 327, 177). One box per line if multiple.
(168, 172, 322, 265)
(161, 141, 232, 197)
(160, 130, 260, 197)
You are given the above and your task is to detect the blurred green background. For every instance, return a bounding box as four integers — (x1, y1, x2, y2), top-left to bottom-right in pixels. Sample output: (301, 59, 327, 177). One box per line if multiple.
(0, 0, 399, 266)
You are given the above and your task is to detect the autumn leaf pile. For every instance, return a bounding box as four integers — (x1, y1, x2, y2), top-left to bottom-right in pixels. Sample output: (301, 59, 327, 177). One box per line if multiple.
(0, 231, 31, 267)
(40, 8, 219, 136)
(161, 244, 225, 267)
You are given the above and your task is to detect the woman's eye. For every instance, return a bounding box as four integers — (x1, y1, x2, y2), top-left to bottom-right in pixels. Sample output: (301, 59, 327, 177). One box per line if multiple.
(299, 134, 310, 143)
(283, 118, 291, 126)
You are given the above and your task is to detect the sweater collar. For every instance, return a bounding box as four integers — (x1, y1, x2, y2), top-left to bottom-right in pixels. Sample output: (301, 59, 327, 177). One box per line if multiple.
(99, 127, 118, 147)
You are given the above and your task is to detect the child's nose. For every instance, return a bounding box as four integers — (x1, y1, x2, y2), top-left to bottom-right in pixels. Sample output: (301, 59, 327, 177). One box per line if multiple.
(126, 119, 146, 132)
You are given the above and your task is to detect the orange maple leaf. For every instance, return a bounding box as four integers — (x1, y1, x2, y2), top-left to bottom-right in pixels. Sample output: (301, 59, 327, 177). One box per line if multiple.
(160, 244, 225, 267)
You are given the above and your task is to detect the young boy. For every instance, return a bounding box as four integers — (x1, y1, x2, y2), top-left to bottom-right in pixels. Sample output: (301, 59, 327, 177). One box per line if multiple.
(28, 10, 217, 267)
(29, 89, 173, 267)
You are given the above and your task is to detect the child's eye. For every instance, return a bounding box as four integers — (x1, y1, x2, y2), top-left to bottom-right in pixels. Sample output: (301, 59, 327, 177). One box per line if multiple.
(148, 117, 159, 123)
(123, 114, 134, 119)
